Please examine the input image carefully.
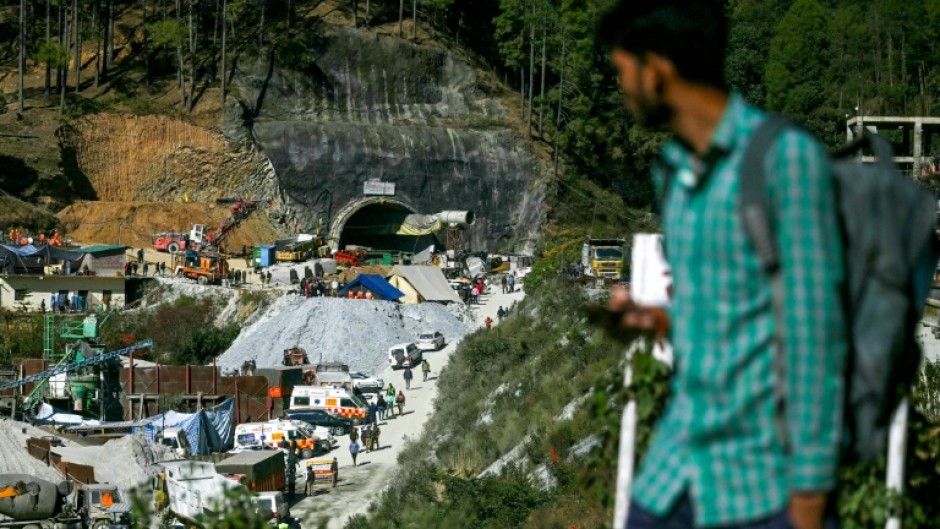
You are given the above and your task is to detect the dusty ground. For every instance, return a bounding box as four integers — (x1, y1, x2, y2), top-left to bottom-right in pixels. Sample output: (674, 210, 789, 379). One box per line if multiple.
(288, 286, 526, 529)
(59, 200, 284, 251)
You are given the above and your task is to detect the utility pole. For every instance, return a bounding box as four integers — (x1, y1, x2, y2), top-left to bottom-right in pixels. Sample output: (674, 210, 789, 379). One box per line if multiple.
(18, 0, 25, 114)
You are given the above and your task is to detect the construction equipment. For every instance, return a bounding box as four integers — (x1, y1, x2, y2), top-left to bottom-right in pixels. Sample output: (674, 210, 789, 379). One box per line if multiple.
(0, 341, 153, 393)
(282, 347, 309, 367)
(173, 251, 230, 285)
(156, 461, 248, 527)
(581, 238, 626, 280)
(0, 476, 130, 529)
(152, 198, 272, 253)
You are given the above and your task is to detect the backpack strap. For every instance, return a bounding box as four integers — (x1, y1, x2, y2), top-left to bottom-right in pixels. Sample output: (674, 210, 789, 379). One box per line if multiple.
(738, 114, 793, 454)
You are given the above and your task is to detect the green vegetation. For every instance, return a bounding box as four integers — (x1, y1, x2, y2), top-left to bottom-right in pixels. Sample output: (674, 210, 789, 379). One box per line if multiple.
(345, 278, 669, 529)
(345, 276, 940, 529)
(101, 293, 239, 366)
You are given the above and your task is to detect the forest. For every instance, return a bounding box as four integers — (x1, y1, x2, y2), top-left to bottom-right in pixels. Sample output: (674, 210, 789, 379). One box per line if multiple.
(0, 0, 938, 210)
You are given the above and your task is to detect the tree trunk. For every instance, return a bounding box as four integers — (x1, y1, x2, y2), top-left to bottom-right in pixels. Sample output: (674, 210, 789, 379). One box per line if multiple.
(365, 0, 370, 24)
(519, 67, 524, 119)
(108, 0, 114, 61)
(18, 0, 25, 114)
(398, 0, 404, 38)
(73, 0, 80, 93)
(176, 0, 185, 107)
(45, 0, 51, 94)
(102, 0, 111, 80)
(258, 0, 265, 47)
(188, 0, 195, 110)
(220, 0, 227, 104)
(93, 0, 100, 87)
(412, 0, 416, 40)
(554, 29, 566, 179)
(60, 2, 68, 112)
(538, 22, 546, 134)
(287, 0, 292, 32)
(527, 21, 535, 137)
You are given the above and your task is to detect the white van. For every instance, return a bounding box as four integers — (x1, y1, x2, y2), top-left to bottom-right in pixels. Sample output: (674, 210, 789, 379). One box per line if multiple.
(388, 342, 422, 369)
(159, 428, 193, 457)
(289, 386, 368, 422)
(233, 419, 333, 458)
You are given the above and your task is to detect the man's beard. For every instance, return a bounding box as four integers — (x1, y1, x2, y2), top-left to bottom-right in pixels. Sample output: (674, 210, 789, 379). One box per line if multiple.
(630, 84, 673, 130)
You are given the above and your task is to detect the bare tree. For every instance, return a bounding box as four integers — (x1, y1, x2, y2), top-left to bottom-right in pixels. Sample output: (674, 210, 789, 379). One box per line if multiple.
(45, 0, 51, 94)
(93, 0, 100, 87)
(412, 0, 416, 40)
(220, 0, 227, 104)
(188, 0, 195, 110)
(73, 0, 80, 93)
(538, 22, 546, 134)
(258, 0, 265, 46)
(18, 0, 25, 114)
(399, 0, 404, 38)
(527, 19, 534, 136)
(554, 27, 566, 178)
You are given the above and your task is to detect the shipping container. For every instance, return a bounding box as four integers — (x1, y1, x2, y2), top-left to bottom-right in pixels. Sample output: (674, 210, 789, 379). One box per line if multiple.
(214, 451, 285, 493)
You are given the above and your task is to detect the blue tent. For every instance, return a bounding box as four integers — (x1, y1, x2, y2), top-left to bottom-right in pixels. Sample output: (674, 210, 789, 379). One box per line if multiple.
(134, 398, 235, 455)
(339, 274, 405, 301)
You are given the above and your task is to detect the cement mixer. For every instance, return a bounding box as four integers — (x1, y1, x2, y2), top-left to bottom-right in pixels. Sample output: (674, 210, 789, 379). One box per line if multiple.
(0, 476, 130, 529)
(0, 475, 78, 528)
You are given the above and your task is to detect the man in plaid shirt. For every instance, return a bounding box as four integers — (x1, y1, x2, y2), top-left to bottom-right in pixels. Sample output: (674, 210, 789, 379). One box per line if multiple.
(599, 2, 846, 529)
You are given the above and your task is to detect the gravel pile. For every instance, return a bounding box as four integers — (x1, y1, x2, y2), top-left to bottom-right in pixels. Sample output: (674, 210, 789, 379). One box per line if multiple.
(217, 297, 472, 374)
(0, 419, 68, 482)
(54, 435, 170, 491)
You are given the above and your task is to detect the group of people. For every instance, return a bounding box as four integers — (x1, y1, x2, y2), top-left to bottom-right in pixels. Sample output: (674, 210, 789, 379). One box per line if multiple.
(347, 386, 408, 465)
(6, 228, 63, 247)
(125, 259, 168, 277)
(42, 292, 88, 313)
(400, 359, 432, 389)
(499, 274, 517, 294)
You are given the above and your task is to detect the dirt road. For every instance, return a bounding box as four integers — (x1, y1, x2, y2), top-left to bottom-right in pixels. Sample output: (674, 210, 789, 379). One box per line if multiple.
(290, 285, 525, 528)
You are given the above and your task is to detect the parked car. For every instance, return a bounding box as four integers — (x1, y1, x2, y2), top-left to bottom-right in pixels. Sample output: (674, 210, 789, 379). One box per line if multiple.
(251, 491, 292, 527)
(286, 409, 355, 436)
(350, 371, 384, 392)
(388, 342, 422, 369)
(415, 331, 446, 351)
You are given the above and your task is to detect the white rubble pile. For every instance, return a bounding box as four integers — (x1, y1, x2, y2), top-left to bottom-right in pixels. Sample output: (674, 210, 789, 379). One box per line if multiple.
(218, 297, 472, 374)
(0, 419, 69, 481)
(53, 435, 170, 491)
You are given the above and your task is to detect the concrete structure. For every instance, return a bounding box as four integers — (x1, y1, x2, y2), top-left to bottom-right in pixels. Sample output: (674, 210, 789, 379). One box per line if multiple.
(74, 245, 128, 276)
(846, 115, 940, 177)
(0, 275, 128, 312)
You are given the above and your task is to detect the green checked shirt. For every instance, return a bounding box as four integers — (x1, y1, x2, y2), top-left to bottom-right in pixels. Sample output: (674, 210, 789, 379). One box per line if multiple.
(632, 94, 848, 526)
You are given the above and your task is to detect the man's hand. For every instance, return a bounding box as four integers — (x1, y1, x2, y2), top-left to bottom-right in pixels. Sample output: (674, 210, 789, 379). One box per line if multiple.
(585, 285, 668, 344)
(788, 493, 827, 529)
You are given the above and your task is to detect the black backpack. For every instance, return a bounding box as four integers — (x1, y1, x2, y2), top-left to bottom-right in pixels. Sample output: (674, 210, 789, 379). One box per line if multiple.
(735, 117, 939, 462)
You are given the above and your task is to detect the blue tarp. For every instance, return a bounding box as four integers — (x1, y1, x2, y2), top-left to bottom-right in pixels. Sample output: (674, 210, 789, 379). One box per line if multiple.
(0, 244, 41, 256)
(339, 274, 405, 301)
(132, 398, 235, 455)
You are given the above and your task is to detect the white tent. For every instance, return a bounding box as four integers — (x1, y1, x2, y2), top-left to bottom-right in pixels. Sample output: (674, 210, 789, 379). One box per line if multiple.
(387, 265, 461, 304)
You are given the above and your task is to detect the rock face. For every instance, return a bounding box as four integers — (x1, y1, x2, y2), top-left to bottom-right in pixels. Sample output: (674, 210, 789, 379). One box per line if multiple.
(225, 28, 545, 253)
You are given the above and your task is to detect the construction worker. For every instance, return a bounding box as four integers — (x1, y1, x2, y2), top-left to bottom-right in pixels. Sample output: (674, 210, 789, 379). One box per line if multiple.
(421, 359, 431, 382)
(370, 424, 380, 451)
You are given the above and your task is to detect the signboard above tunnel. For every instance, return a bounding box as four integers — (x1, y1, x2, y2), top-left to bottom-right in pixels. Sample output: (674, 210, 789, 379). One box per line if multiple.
(363, 180, 396, 196)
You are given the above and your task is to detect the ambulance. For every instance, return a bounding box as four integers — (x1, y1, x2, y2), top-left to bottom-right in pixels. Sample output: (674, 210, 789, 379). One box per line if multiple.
(288, 385, 369, 422)
(233, 419, 334, 458)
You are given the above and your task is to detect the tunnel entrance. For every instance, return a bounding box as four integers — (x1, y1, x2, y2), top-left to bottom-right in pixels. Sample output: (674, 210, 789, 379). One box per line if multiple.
(329, 198, 441, 254)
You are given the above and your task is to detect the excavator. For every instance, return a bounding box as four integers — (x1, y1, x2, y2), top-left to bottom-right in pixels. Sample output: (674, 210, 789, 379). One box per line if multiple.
(152, 198, 272, 253)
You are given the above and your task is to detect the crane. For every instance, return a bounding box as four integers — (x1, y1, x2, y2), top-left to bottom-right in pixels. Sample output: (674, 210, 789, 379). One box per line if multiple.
(2, 341, 153, 394)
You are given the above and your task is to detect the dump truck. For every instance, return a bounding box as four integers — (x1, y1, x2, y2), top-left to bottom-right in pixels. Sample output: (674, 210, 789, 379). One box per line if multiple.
(214, 451, 286, 493)
(581, 238, 626, 280)
(0, 476, 130, 529)
(156, 460, 248, 527)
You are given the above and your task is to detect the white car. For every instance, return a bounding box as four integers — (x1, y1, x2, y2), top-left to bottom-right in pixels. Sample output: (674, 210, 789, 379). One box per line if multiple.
(350, 371, 384, 392)
(388, 342, 422, 369)
(415, 331, 446, 351)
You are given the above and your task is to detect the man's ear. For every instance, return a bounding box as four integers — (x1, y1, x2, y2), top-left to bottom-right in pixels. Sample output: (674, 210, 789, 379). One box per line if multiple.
(644, 53, 677, 95)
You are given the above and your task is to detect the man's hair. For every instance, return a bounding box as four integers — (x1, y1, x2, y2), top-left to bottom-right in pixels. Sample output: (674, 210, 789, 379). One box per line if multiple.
(597, 0, 728, 89)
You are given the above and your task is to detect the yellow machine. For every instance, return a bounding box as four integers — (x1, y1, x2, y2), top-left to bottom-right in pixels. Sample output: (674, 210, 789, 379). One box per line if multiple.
(173, 252, 229, 285)
(581, 238, 626, 280)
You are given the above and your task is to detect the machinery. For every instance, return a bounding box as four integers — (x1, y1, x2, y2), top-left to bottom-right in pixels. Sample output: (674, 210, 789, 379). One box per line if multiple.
(152, 198, 271, 253)
(0, 476, 130, 529)
(581, 238, 626, 280)
(173, 251, 229, 285)
(155, 461, 248, 527)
